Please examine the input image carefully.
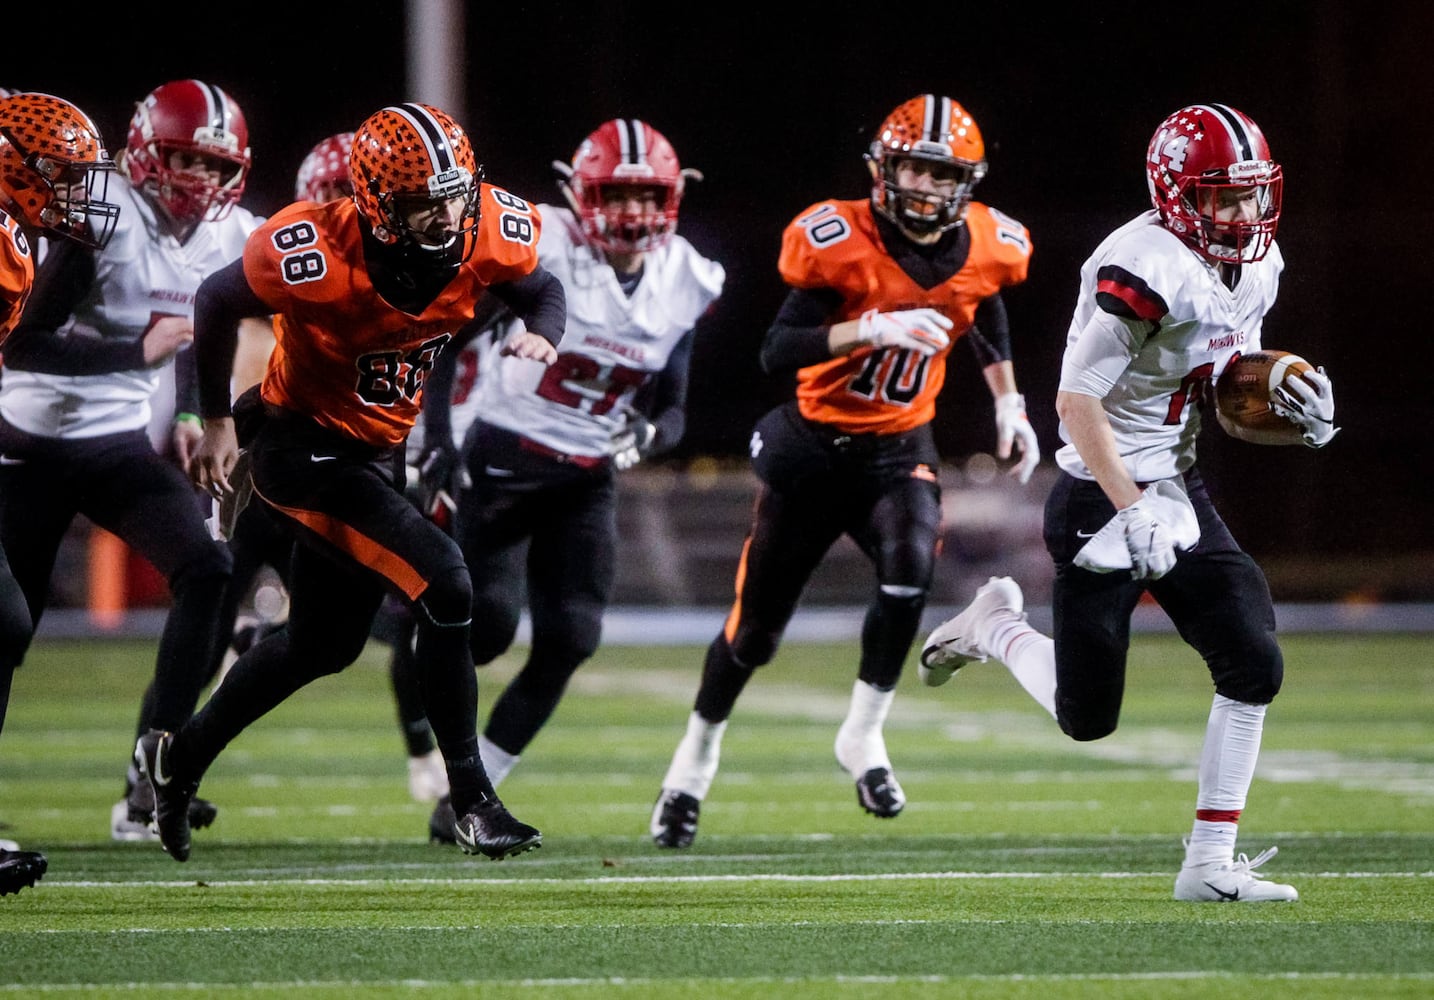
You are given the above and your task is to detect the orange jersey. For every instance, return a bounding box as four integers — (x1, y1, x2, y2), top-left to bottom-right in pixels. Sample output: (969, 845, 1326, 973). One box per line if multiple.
(778, 198, 1031, 434)
(245, 184, 541, 447)
(0, 209, 35, 347)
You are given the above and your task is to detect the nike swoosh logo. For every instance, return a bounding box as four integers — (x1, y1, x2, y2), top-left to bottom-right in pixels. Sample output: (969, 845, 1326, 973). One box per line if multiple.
(1075, 529, 1098, 538)
(310, 454, 338, 463)
(151, 739, 172, 788)
(454, 819, 474, 850)
(1204, 881, 1239, 901)
(483, 466, 515, 477)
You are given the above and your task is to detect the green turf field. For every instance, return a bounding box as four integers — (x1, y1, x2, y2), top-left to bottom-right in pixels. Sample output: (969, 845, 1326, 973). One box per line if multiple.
(0, 631, 1430, 998)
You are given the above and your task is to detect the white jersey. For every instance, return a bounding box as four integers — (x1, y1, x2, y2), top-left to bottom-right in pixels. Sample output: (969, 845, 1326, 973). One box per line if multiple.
(1055, 209, 1283, 482)
(0, 176, 260, 439)
(468, 205, 724, 458)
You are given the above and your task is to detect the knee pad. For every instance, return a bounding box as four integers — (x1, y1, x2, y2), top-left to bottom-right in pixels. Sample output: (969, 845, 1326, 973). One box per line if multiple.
(414, 565, 473, 629)
(1211, 627, 1284, 705)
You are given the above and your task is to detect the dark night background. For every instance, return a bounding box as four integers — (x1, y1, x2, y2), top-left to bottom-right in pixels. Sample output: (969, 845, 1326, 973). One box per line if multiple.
(7, 1, 1432, 599)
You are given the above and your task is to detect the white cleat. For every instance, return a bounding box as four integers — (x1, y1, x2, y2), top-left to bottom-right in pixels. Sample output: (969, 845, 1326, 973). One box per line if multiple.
(407, 748, 450, 802)
(919, 576, 1024, 686)
(1174, 845, 1299, 902)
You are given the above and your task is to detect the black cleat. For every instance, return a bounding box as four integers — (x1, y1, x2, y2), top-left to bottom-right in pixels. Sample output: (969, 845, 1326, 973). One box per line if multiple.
(428, 795, 457, 845)
(854, 767, 906, 818)
(452, 798, 541, 860)
(0, 848, 47, 896)
(650, 789, 701, 848)
(133, 730, 200, 862)
(113, 779, 218, 841)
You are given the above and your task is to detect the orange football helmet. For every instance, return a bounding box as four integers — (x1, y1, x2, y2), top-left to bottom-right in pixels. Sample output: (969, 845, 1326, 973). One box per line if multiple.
(0, 92, 119, 248)
(867, 94, 987, 236)
(349, 103, 480, 252)
(124, 79, 251, 226)
(555, 119, 695, 253)
(294, 132, 355, 203)
(1146, 103, 1282, 264)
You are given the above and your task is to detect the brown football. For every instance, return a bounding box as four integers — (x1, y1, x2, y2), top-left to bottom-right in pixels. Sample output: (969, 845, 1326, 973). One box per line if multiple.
(1214, 349, 1315, 446)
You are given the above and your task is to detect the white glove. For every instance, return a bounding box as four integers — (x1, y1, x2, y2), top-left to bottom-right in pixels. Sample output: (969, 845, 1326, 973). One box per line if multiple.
(610, 412, 657, 471)
(994, 392, 1039, 484)
(1074, 479, 1199, 579)
(855, 308, 953, 357)
(1118, 496, 1180, 579)
(1270, 366, 1338, 447)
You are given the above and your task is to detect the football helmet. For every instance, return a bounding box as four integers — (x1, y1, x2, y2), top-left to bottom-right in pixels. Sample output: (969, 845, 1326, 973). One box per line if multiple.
(867, 94, 987, 237)
(123, 79, 251, 226)
(294, 132, 355, 203)
(1146, 104, 1282, 264)
(350, 103, 480, 253)
(0, 92, 119, 249)
(554, 119, 695, 253)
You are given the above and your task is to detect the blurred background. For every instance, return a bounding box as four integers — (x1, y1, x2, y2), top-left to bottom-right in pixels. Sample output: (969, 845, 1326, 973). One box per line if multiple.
(6, 0, 1431, 621)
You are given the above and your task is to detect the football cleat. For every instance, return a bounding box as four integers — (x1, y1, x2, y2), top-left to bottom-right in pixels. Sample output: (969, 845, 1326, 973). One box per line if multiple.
(428, 795, 457, 845)
(853, 767, 906, 818)
(1174, 845, 1299, 903)
(110, 781, 218, 842)
(133, 730, 200, 862)
(408, 748, 450, 802)
(919, 576, 1024, 686)
(452, 798, 542, 860)
(650, 789, 701, 849)
(0, 847, 47, 896)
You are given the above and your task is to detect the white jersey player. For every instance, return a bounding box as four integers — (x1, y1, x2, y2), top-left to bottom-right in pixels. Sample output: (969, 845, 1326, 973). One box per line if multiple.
(0, 79, 257, 843)
(921, 104, 1335, 904)
(420, 120, 724, 840)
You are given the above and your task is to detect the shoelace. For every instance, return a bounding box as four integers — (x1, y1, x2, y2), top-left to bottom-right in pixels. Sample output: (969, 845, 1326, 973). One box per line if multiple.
(1230, 845, 1279, 877)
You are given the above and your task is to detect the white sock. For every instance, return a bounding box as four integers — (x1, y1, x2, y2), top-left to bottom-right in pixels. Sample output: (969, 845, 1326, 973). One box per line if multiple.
(660, 711, 727, 799)
(987, 616, 1058, 719)
(477, 734, 520, 788)
(1184, 694, 1266, 866)
(834, 680, 894, 776)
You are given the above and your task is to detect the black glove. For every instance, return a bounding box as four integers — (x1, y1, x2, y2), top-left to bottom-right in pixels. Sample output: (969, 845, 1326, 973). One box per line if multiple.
(416, 439, 461, 515)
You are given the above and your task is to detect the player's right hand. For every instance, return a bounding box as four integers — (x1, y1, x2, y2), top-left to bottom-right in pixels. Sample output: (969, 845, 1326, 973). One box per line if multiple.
(1116, 497, 1178, 580)
(855, 308, 953, 357)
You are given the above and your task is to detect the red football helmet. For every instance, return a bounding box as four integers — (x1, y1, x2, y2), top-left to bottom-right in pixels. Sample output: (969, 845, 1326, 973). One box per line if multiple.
(294, 132, 355, 203)
(1146, 104, 1282, 264)
(867, 94, 987, 236)
(555, 119, 693, 253)
(349, 103, 480, 253)
(123, 79, 251, 226)
(0, 92, 119, 248)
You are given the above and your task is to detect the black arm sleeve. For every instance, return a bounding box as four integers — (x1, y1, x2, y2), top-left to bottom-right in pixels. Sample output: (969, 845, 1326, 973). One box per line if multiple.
(420, 333, 460, 450)
(486, 266, 566, 347)
(3, 239, 148, 374)
(964, 292, 1012, 368)
(759, 286, 845, 375)
(195, 257, 273, 420)
(642, 330, 694, 456)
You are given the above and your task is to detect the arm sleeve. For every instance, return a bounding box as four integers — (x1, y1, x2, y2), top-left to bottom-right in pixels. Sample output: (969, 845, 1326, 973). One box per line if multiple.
(195, 257, 273, 420)
(486, 266, 566, 347)
(963, 293, 1012, 367)
(2, 240, 148, 374)
(420, 337, 460, 450)
(1058, 308, 1151, 399)
(759, 286, 844, 374)
(643, 330, 694, 456)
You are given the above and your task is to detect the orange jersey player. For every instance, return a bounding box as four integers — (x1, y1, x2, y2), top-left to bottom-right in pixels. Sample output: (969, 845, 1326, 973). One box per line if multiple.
(0, 91, 118, 897)
(651, 94, 1040, 848)
(135, 103, 564, 866)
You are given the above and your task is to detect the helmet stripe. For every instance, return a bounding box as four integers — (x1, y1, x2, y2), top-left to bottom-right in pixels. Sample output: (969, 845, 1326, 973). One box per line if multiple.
(195, 80, 228, 132)
(1200, 104, 1255, 161)
(392, 103, 454, 172)
(620, 119, 645, 164)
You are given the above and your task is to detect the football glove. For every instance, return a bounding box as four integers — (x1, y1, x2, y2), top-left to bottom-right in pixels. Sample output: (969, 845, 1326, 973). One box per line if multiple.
(610, 412, 657, 471)
(1269, 366, 1338, 448)
(855, 308, 953, 357)
(993, 392, 1040, 484)
(416, 440, 462, 516)
(1117, 495, 1180, 580)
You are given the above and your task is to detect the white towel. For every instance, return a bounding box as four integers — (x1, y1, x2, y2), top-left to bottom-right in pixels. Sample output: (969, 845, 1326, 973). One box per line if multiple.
(1074, 478, 1200, 573)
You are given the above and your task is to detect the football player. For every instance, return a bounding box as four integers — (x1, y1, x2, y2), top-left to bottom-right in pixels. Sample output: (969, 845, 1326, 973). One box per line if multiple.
(420, 119, 724, 841)
(0, 90, 119, 896)
(135, 103, 564, 863)
(921, 104, 1336, 902)
(0, 79, 257, 843)
(651, 94, 1039, 847)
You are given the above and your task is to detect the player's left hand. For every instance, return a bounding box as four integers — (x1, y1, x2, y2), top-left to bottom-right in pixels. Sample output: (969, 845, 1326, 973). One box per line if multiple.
(500, 328, 558, 364)
(994, 392, 1040, 484)
(610, 411, 657, 471)
(1270, 366, 1338, 447)
(171, 417, 204, 475)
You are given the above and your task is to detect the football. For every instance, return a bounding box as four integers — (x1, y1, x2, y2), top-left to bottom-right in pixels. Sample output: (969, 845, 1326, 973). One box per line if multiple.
(1213, 349, 1315, 446)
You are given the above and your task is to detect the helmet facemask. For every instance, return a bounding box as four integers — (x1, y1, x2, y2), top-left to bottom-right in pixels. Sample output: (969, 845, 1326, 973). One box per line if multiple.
(1173, 163, 1282, 265)
(871, 147, 986, 237)
(142, 142, 249, 226)
(366, 164, 481, 262)
(0, 124, 120, 249)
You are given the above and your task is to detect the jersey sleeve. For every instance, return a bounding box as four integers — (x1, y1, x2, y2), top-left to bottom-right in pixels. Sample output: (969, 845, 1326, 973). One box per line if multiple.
(776, 200, 855, 290)
(466, 183, 543, 286)
(965, 203, 1033, 289)
(241, 202, 352, 313)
